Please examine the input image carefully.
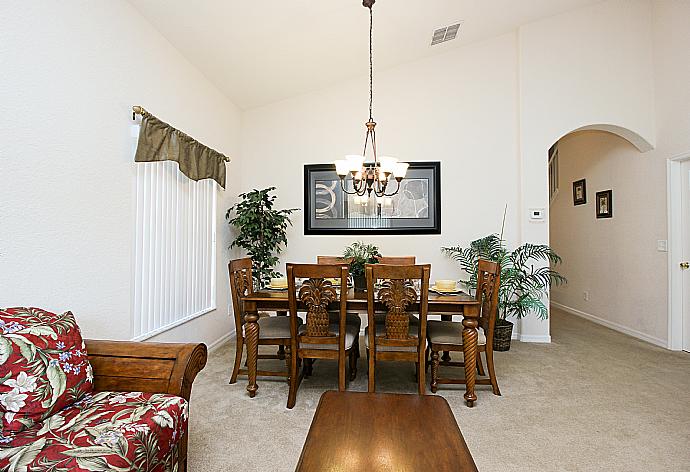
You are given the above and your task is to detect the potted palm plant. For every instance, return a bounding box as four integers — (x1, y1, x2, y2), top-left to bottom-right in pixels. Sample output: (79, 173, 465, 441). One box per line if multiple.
(226, 187, 297, 288)
(343, 241, 381, 291)
(442, 234, 566, 351)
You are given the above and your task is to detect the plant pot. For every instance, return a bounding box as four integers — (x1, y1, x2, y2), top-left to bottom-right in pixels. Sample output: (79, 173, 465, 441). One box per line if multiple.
(353, 274, 367, 292)
(493, 319, 513, 352)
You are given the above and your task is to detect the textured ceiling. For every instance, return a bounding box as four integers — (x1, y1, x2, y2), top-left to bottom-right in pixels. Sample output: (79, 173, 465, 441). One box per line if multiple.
(130, 0, 602, 109)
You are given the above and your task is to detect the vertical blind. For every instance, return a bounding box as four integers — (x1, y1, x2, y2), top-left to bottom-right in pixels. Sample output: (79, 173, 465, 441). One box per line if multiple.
(132, 160, 216, 340)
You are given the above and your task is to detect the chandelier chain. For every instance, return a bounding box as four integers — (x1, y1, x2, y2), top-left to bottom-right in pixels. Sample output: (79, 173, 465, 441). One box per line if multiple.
(369, 5, 373, 122)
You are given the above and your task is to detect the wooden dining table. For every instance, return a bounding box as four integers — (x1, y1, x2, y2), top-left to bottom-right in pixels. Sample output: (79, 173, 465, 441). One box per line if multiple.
(241, 288, 482, 407)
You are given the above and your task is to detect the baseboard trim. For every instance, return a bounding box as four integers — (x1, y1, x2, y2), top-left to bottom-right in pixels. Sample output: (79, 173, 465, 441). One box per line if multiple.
(518, 334, 551, 343)
(551, 302, 667, 348)
(208, 330, 235, 353)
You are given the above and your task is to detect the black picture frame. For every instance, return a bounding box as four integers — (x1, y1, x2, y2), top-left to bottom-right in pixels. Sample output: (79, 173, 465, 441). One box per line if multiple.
(303, 161, 441, 235)
(596, 190, 613, 218)
(573, 179, 586, 205)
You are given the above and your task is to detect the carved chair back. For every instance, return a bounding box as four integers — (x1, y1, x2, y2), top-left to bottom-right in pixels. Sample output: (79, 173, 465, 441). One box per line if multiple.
(475, 259, 501, 345)
(287, 263, 349, 352)
(229, 258, 254, 331)
(365, 264, 430, 350)
(376, 256, 416, 265)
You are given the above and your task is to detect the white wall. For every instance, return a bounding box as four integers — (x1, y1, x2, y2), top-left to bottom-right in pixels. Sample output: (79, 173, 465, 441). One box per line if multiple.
(550, 131, 667, 346)
(516, 0, 656, 341)
(0, 0, 241, 346)
(240, 0, 660, 342)
(240, 33, 521, 287)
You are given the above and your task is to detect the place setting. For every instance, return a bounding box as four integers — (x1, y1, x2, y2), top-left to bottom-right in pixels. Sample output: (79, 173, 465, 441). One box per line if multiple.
(430, 279, 463, 295)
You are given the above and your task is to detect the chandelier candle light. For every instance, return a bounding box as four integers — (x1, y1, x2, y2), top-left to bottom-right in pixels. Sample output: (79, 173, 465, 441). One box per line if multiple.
(334, 0, 409, 201)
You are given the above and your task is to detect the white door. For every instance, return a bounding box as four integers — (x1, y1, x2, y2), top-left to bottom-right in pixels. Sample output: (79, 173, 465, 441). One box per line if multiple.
(682, 160, 690, 352)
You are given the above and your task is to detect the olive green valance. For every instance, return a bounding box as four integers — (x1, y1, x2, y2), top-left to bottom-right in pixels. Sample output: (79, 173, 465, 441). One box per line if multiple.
(134, 110, 229, 188)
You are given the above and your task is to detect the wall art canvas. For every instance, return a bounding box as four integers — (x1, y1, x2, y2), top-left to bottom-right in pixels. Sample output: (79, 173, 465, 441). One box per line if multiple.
(573, 178, 586, 205)
(304, 162, 441, 234)
(596, 189, 613, 218)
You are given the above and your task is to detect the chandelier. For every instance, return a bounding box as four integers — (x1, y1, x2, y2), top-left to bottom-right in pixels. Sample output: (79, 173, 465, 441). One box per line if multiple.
(334, 0, 408, 200)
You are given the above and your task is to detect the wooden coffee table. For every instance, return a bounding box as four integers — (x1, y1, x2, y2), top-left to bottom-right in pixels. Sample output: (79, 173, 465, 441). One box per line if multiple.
(296, 391, 478, 472)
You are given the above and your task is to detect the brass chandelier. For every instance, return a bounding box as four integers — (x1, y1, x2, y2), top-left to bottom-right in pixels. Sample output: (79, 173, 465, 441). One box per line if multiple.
(334, 0, 408, 199)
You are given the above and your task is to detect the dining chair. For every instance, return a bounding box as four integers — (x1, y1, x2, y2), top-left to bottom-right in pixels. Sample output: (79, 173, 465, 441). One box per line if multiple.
(365, 263, 431, 395)
(427, 259, 501, 395)
(286, 263, 360, 409)
(228, 258, 298, 385)
(374, 256, 419, 326)
(316, 255, 364, 327)
(376, 256, 416, 265)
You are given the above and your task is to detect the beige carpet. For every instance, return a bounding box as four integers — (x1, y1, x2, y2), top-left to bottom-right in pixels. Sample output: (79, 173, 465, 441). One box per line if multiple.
(188, 309, 690, 471)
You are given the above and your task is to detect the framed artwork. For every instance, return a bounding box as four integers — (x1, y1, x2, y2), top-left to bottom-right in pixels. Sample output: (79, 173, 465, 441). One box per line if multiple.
(303, 162, 441, 235)
(596, 190, 613, 218)
(572, 179, 586, 205)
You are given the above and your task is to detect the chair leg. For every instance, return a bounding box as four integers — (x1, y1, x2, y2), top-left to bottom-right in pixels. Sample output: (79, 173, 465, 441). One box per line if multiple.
(284, 342, 291, 383)
(349, 348, 357, 381)
(417, 362, 426, 395)
(303, 358, 313, 377)
(486, 348, 501, 396)
(367, 349, 375, 393)
(430, 350, 439, 393)
(415, 360, 419, 382)
(229, 336, 244, 384)
(287, 349, 299, 409)
(477, 352, 486, 376)
(338, 352, 346, 392)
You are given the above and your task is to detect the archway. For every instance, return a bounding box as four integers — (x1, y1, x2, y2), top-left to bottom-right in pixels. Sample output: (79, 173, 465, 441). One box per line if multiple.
(545, 125, 665, 346)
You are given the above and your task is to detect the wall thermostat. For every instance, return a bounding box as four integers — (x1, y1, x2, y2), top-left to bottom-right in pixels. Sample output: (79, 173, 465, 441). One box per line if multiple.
(529, 208, 545, 220)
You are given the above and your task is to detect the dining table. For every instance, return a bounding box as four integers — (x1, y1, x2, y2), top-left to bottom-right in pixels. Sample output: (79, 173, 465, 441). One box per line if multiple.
(241, 288, 482, 407)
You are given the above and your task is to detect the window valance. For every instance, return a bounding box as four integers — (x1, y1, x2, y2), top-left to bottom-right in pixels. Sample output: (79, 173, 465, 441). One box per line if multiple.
(134, 109, 229, 188)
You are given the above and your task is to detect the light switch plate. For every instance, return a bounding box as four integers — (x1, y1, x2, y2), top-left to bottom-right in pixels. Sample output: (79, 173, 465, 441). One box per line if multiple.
(657, 240, 668, 252)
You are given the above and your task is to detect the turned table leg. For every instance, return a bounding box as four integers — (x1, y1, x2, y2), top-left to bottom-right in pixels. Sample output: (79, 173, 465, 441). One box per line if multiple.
(243, 301, 260, 398)
(462, 306, 479, 407)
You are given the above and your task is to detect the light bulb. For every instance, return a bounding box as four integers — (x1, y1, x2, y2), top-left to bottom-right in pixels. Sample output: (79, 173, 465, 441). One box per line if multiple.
(346, 154, 365, 172)
(392, 162, 409, 178)
(335, 160, 349, 176)
(378, 156, 397, 174)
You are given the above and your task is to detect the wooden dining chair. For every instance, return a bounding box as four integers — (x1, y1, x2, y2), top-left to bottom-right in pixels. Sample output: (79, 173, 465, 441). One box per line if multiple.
(376, 256, 416, 265)
(228, 258, 298, 385)
(365, 263, 430, 395)
(286, 263, 360, 409)
(374, 256, 419, 326)
(427, 259, 501, 395)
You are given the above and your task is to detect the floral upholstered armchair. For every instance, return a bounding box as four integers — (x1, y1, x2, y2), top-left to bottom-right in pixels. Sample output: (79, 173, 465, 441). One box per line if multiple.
(0, 307, 207, 472)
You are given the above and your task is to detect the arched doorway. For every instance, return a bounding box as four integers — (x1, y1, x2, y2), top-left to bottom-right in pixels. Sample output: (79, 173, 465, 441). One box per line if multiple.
(546, 126, 666, 346)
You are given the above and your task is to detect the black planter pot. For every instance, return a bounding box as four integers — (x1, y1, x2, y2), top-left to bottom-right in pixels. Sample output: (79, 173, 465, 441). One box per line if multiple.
(493, 319, 513, 352)
(353, 274, 367, 292)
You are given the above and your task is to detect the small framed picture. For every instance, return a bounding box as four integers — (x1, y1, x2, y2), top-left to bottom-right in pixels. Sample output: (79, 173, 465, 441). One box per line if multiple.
(572, 179, 586, 205)
(596, 190, 613, 218)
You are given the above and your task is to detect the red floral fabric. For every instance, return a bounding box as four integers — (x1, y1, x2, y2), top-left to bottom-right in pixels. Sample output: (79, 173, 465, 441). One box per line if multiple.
(0, 391, 187, 472)
(0, 307, 93, 433)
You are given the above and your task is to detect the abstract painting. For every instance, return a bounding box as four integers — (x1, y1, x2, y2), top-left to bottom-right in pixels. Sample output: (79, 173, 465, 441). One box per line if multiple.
(304, 162, 441, 234)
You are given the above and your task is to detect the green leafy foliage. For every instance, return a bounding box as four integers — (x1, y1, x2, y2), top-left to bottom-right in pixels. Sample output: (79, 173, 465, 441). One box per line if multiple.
(342, 241, 381, 278)
(442, 234, 566, 320)
(226, 187, 297, 288)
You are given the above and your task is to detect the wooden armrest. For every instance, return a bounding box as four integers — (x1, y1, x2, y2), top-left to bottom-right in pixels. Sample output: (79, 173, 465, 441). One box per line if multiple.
(85, 339, 208, 401)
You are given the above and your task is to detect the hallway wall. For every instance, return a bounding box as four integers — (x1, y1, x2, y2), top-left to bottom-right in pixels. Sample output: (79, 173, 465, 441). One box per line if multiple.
(550, 131, 667, 346)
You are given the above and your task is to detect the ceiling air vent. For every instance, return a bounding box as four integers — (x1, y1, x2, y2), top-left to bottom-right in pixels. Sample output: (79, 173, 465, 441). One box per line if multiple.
(430, 22, 463, 46)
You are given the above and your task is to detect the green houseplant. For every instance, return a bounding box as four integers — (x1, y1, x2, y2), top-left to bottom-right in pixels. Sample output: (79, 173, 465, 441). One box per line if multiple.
(343, 241, 381, 291)
(226, 187, 297, 288)
(442, 234, 566, 351)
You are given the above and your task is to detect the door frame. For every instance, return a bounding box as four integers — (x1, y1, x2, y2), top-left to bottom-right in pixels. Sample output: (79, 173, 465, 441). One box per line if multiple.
(667, 151, 690, 350)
